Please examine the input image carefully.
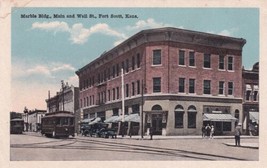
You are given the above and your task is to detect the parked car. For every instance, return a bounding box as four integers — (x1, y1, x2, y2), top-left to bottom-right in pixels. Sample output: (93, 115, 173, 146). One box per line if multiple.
(98, 128, 117, 139)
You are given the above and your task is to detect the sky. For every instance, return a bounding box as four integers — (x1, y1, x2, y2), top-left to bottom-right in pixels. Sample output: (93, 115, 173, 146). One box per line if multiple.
(11, 8, 259, 112)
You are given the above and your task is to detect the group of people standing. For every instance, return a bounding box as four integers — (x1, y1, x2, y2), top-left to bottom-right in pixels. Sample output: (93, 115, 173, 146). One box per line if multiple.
(202, 124, 215, 139)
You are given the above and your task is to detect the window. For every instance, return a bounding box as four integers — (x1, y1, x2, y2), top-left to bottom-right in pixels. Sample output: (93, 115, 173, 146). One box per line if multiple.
(228, 56, 233, 70)
(219, 55, 225, 70)
(153, 77, 161, 93)
(175, 105, 184, 128)
(132, 56, 135, 70)
(89, 96, 92, 105)
(235, 109, 240, 120)
(121, 61, 125, 72)
(189, 79, 195, 93)
(153, 50, 161, 65)
(80, 99, 82, 108)
(137, 53, 141, 68)
(188, 106, 197, 128)
(188, 112, 196, 128)
(116, 64, 120, 76)
(253, 91, 258, 101)
(132, 82, 135, 96)
(132, 104, 140, 114)
(126, 84, 129, 97)
(246, 90, 251, 101)
(113, 108, 119, 116)
(126, 59, 129, 73)
(223, 122, 231, 131)
(228, 82, 233, 95)
(86, 97, 89, 106)
(203, 80, 211, 94)
(179, 78, 185, 93)
(189, 51, 195, 66)
(112, 65, 116, 78)
(116, 87, 120, 99)
(204, 54, 211, 68)
(137, 80, 141, 94)
(112, 88, 115, 100)
(179, 50, 185, 65)
(108, 90, 110, 101)
(219, 81, 225, 95)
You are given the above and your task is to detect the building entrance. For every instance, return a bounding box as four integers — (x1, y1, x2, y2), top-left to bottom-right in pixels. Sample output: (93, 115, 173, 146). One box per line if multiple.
(151, 114, 163, 135)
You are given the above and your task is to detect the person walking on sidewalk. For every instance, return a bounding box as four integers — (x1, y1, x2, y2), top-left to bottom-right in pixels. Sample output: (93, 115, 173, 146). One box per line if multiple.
(149, 126, 154, 140)
(205, 124, 211, 138)
(234, 123, 242, 146)
(210, 125, 215, 139)
(202, 125, 206, 138)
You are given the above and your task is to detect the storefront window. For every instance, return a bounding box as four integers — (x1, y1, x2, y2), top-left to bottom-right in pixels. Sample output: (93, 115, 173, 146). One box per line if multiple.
(223, 122, 231, 131)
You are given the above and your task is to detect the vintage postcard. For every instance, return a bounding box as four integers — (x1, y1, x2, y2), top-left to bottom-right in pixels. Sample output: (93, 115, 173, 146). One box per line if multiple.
(1, 0, 266, 168)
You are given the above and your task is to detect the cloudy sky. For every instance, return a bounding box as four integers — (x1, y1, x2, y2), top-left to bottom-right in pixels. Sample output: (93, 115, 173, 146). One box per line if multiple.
(11, 8, 259, 112)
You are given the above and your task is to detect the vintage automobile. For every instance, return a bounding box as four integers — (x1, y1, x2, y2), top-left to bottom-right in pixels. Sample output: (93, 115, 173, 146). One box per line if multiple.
(98, 127, 117, 139)
(81, 122, 117, 138)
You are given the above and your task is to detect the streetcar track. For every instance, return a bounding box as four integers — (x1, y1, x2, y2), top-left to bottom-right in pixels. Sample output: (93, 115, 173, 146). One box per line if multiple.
(11, 135, 247, 161)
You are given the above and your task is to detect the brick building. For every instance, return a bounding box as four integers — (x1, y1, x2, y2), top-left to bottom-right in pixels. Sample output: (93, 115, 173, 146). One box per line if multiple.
(76, 27, 246, 136)
(242, 62, 259, 135)
(45, 83, 80, 133)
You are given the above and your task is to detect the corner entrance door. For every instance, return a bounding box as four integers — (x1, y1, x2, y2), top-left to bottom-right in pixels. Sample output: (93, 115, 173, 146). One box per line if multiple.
(152, 114, 163, 135)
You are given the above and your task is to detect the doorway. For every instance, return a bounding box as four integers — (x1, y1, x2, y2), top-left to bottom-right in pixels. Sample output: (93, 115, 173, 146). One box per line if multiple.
(152, 114, 163, 135)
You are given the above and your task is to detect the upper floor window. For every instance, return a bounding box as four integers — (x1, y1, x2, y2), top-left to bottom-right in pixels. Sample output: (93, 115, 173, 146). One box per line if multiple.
(126, 84, 129, 97)
(228, 82, 234, 95)
(153, 50, 161, 65)
(228, 56, 234, 71)
(189, 79, 195, 93)
(116, 87, 120, 100)
(189, 51, 195, 66)
(219, 81, 225, 95)
(132, 82, 135, 96)
(153, 77, 161, 93)
(137, 53, 141, 68)
(112, 65, 116, 78)
(179, 50, 185, 65)
(203, 80, 211, 94)
(126, 59, 129, 73)
(204, 54, 211, 68)
(116, 64, 120, 76)
(179, 78, 185, 93)
(219, 55, 225, 70)
(132, 56, 135, 70)
(121, 61, 125, 73)
(137, 80, 141, 94)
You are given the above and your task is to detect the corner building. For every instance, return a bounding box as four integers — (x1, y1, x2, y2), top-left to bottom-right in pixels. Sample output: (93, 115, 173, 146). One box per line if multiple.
(76, 27, 246, 136)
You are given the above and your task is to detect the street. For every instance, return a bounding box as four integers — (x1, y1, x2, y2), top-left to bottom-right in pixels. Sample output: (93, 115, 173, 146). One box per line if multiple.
(10, 132, 258, 161)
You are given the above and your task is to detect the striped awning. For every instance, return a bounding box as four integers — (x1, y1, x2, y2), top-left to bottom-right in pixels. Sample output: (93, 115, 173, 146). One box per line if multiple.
(124, 113, 140, 123)
(249, 112, 259, 124)
(203, 113, 237, 122)
(104, 115, 119, 123)
(88, 117, 101, 125)
(81, 118, 96, 123)
(113, 115, 128, 123)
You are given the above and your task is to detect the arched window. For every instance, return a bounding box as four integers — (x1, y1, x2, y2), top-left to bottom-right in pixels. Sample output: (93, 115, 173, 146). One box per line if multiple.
(235, 109, 239, 120)
(174, 105, 184, 128)
(187, 105, 197, 128)
(152, 105, 162, 111)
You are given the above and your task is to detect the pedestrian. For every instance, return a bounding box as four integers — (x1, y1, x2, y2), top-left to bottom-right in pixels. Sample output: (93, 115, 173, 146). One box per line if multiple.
(210, 125, 214, 139)
(149, 126, 154, 140)
(202, 125, 206, 138)
(205, 124, 211, 137)
(234, 123, 242, 146)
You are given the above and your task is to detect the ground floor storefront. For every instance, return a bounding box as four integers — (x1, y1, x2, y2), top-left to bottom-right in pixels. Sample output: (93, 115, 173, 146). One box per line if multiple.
(80, 95, 243, 136)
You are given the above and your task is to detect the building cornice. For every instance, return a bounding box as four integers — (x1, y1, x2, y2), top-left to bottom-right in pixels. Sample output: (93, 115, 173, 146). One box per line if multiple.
(76, 27, 246, 76)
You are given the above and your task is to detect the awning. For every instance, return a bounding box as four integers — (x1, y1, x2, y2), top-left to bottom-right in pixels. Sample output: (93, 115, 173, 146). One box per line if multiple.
(81, 118, 95, 123)
(249, 112, 259, 124)
(88, 117, 101, 125)
(104, 115, 119, 123)
(203, 113, 237, 122)
(124, 113, 140, 123)
(113, 115, 128, 123)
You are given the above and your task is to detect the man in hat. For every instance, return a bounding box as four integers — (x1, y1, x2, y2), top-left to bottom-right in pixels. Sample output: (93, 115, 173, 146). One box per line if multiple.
(234, 123, 242, 146)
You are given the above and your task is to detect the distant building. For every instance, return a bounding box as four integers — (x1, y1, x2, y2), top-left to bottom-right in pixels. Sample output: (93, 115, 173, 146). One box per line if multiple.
(242, 62, 259, 134)
(10, 111, 23, 120)
(45, 83, 80, 133)
(23, 109, 46, 132)
(76, 27, 246, 136)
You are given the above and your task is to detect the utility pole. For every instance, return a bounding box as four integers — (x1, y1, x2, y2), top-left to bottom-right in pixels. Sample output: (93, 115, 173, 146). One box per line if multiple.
(61, 80, 65, 111)
(141, 80, 144, 139)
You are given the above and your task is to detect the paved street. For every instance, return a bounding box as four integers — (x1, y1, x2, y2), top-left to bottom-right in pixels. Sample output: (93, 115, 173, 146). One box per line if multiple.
(10, 132, 258, 161)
